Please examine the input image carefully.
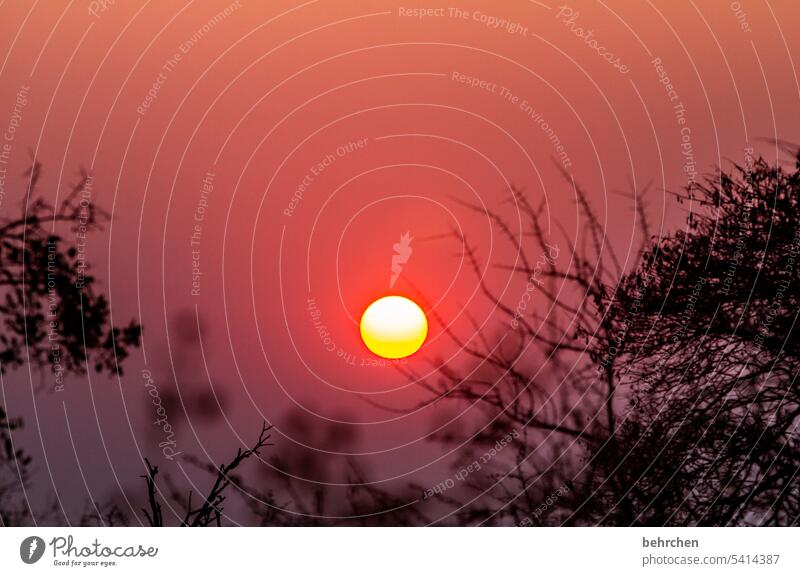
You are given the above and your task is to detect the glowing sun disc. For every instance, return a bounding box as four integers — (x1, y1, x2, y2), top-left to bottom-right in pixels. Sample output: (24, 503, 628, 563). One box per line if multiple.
(360, 296, 427, 359)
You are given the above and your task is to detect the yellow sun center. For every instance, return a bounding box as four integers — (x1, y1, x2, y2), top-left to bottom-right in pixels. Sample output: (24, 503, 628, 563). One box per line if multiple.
(359, 296, 427, 359)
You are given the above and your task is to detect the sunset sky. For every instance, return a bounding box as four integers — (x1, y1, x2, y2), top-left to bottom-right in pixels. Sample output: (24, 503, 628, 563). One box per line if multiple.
(1, 0, 799, 524)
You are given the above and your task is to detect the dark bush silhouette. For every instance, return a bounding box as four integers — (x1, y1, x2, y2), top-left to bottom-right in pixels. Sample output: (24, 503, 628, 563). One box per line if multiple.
(421, 151, 800, 526)
(602, 152, 800, 525)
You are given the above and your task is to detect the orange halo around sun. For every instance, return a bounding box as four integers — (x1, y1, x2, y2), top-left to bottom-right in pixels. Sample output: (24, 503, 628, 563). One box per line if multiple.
(359, 296, 427, 359)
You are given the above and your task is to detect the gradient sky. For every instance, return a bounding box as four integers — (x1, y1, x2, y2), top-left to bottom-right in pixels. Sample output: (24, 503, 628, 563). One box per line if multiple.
(1, 0, 799, 523)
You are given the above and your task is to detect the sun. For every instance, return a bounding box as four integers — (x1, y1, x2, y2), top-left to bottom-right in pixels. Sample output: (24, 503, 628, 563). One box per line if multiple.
(360, 296, 427, 359)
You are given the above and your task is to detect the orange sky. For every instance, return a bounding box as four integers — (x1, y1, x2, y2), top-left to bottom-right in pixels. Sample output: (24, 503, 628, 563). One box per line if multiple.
(1, 0, 799, 520)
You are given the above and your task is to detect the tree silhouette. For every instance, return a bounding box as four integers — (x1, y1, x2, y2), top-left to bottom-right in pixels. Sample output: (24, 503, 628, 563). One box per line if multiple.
(0, 163, 141, 376)
(421, 151, 800, 526)
(0, 164, 142, 525)
(601, 151, 800, 525)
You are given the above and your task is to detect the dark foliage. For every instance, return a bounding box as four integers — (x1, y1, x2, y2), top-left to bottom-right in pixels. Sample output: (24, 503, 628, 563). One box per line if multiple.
(422, 152, 800, 526)
(0, 165, 142, 525)
(602, 152, 800, 525)
(0, 163, 141, 376)
(0, 405, 31, 525)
